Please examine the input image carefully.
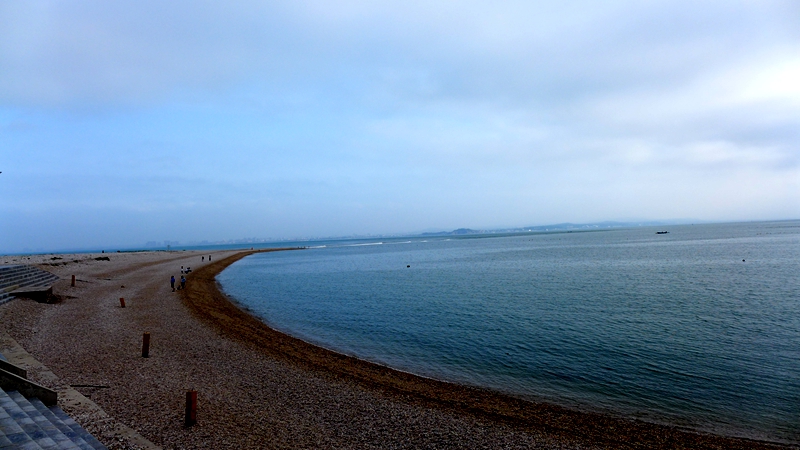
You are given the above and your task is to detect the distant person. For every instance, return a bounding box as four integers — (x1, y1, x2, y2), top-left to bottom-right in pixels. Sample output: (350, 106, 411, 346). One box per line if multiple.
(180, 276, 186, 289)
(202, 256, 205, 262)
(208, 255, 211, 261)
(181, 265, 184, 274)
(170, 275, 175, 291)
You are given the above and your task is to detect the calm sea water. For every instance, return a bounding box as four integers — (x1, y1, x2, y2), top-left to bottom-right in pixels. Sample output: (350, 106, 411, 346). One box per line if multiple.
(217, 221, 800, 443)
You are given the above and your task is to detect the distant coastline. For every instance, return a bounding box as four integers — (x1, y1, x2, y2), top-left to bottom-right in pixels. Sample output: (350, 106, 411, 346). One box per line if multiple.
(2, 218, 728, 256)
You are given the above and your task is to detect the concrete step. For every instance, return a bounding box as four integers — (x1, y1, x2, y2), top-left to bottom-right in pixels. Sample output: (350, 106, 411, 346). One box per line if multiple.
(30, 399, 88, 450)
(0, 265, 54, 276)
(0, 388, 54, 449)
(0, 389, 29, 448)
(0, 266, 59, 304)
(0, 266, 26, 276)
(10, 391, 68, 450)
(48, 407, 104, 450)
(0, 272, 58, 291)
(7, 274, 59, 290)
(1, 278, 57, 293)
(0, 266, 36, 277)
(0, 389, 106, 450)
(29, 274, 58, 282)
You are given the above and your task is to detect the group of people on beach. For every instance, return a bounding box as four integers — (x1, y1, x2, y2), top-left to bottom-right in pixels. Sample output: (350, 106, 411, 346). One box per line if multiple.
(170, 255, 212, 291)
(170, 275, 185, 291)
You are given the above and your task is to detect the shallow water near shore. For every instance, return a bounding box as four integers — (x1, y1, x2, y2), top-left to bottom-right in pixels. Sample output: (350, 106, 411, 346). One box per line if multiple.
(218, 221, 800, 443)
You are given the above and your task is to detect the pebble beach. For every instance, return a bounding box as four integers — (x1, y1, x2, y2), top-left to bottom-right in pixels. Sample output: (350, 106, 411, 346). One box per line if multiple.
(0, 249, 792, 449)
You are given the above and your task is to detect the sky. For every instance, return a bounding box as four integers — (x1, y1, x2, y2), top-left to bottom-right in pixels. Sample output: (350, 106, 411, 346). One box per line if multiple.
(1, 1, 799, 253)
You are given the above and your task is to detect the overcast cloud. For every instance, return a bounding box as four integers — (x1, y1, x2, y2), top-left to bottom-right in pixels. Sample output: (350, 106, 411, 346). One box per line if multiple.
(1, 1, 798, 252)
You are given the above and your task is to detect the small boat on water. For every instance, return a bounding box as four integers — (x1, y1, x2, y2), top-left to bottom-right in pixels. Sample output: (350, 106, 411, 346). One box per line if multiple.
(656, 231, 669, 234)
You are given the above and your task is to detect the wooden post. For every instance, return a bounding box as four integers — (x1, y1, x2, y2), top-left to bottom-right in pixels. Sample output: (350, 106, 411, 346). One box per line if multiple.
(142, 332, 150, 358)
(185, 390, 197, 426)
(71, 275, 76, 287)
(119, 297, 125, 308)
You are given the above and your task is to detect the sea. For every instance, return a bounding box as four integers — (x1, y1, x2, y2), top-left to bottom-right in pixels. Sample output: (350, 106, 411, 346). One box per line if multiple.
(217, 221, 800, 444)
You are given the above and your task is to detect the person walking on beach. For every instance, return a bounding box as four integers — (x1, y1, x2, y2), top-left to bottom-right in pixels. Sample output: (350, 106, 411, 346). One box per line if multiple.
(180, 276, 186, 289)
(170, 275, 175, 291)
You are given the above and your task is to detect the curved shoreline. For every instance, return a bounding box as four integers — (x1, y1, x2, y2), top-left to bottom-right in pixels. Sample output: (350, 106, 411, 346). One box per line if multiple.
(182, 249, 790, 450)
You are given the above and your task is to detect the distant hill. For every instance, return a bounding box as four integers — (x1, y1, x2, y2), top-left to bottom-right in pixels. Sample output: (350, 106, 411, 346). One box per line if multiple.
(419, 220, 692, 237)
(420, 228, 480, 236)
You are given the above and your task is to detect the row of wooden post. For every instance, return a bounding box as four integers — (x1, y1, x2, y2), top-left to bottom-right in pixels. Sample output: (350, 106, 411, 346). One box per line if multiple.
(141, 332, 196, 426)
(70, 275, 197, 427)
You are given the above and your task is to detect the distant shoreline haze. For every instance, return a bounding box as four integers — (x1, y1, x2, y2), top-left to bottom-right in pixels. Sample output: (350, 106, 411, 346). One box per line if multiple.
(1, 218, 746, 256)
